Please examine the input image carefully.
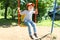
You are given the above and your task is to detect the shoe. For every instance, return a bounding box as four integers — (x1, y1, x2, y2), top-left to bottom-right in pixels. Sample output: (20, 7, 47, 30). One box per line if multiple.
(30, 35, 39, 40)
(34, 33, 41, 40)
(30, 35, 34, 39)
(34, 33, 38, 38)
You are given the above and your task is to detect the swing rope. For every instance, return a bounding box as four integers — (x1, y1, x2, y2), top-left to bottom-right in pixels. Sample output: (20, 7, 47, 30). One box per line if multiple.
(35, 0, 38, 22)
(17, 0, 20, 26)
(36, 0, 38, 9)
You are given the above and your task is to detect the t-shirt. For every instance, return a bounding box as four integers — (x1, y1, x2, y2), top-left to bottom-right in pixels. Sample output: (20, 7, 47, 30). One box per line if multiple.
(21, 10, 34, 22)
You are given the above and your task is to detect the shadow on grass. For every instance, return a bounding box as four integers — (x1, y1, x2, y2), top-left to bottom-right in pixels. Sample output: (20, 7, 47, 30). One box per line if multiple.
(0, 18, 18, 28)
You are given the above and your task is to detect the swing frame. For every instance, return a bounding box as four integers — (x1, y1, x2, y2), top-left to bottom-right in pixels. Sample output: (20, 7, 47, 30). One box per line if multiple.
(17, 0, 57, 40)
(17, 0, 38, 25)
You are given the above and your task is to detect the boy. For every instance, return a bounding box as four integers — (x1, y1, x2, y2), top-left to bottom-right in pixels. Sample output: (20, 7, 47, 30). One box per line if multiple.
(18, 3, 38, 40)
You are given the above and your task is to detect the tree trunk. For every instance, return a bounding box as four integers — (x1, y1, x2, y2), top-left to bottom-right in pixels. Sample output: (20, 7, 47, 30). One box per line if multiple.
(4, 6, 8, 19)
(4, 0, 9, 19)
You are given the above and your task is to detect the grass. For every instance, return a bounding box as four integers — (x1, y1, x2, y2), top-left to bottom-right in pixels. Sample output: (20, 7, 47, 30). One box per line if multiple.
(0, 15, 60, 28)
(0, 9, 60, 27)
(37, 19, 60, 27)
(37, 19, 52, 27)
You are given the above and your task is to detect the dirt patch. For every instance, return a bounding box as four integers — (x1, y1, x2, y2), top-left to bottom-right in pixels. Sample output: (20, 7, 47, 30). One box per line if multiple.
(0, 26, 60, 40)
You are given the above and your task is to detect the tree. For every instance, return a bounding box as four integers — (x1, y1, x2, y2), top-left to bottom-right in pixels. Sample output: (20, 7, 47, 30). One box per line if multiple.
(0, 0, 9, 19)
(0, 0, 60, 22)
(9, 0, 17, 19)
(4, 0, 9, 19)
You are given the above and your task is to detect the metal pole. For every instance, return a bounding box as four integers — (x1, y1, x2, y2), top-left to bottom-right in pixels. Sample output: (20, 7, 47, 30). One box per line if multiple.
(51, 0, 57, 33)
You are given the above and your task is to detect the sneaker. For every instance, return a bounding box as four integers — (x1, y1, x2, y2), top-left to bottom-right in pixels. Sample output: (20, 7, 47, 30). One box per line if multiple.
(34, 33, 38, 38)
(30, 35, 34, 39)
(32, 35, 39, 40)
(30, 34, 39, 40)
(34, 33, 41, 40)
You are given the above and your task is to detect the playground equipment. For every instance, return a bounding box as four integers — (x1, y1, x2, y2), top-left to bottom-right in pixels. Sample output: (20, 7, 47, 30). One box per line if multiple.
(48, 6, 60, 27)
(51, 0, 57, 33)
(39, 0, 57, 40)
(17, 0, 57, 40)
(17, 0, 20, 26)
(48, 6, 60, 20)
(17, 0, 38, 25)
(35, 0, 38, 22)
(40, 0, 57, 40)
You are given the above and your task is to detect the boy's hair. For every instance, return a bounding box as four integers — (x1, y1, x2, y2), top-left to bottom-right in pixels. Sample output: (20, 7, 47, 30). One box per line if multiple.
(26, 3, 35, 7)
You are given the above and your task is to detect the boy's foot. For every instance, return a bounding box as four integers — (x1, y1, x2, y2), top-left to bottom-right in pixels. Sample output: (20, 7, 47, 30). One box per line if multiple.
(30, 35, 34, 39)
(30, 34, 40, 40)
(30, 35, 39, 40)
(33, 35, 39, 40)
(34, 33, 38, 38)
(34, 33, 41, 40)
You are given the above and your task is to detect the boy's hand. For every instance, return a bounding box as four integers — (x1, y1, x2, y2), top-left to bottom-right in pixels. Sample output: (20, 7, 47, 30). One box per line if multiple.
(34, 9, 38, 14)
(18, 7, 21, 14)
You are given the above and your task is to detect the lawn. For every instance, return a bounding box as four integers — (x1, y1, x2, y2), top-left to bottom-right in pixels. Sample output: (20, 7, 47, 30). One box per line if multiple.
(37, 19, 60, 27)
(37, 19, 52, 26)
(0, 18, 60, 27)
(0, 9, 60, 27)
(0, 15, 60, 28)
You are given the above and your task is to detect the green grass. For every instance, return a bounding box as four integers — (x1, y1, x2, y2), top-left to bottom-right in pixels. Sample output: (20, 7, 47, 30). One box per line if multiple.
(0, 15, 60, 28)
(37, 19, 60, 27)
(37, 19, 52, 27)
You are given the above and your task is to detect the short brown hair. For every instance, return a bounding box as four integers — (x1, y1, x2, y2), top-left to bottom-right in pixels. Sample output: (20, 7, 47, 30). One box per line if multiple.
(26, 3, 35, 7)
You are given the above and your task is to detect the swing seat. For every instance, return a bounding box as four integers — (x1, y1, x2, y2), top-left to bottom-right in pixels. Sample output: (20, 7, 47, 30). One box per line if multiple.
(20, 14, 27, 27)
(21, 14, 26, 22)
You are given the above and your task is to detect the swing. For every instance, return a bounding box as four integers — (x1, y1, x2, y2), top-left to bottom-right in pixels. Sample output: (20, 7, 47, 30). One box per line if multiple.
(17, 0, 38, 25)
(17, 0, 57, 40)
(21, 14, 26, 22)
(40, 0, 57, 40)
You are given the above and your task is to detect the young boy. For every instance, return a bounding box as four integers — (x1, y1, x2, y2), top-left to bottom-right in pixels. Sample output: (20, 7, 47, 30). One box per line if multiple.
(18, 3, 38, 39)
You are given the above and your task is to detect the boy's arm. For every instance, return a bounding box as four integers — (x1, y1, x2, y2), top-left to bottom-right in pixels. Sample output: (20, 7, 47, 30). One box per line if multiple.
(18, 8, 26, 15)
(33, 9, 38, 14)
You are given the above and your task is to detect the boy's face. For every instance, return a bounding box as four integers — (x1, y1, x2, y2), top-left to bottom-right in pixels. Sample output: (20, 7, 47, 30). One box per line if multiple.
(28, 5, 34, 11)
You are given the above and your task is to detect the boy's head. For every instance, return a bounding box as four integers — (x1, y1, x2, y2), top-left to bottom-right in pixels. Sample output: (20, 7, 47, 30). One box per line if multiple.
(27, 3, 35, 11)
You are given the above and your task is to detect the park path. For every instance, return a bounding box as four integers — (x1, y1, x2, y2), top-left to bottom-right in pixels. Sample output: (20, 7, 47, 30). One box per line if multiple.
(0, 26, 60, 40)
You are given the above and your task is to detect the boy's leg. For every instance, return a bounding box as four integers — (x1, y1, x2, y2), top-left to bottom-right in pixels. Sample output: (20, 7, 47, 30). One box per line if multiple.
(29, 20, 38, 38)
(24, 22, 33, 39)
